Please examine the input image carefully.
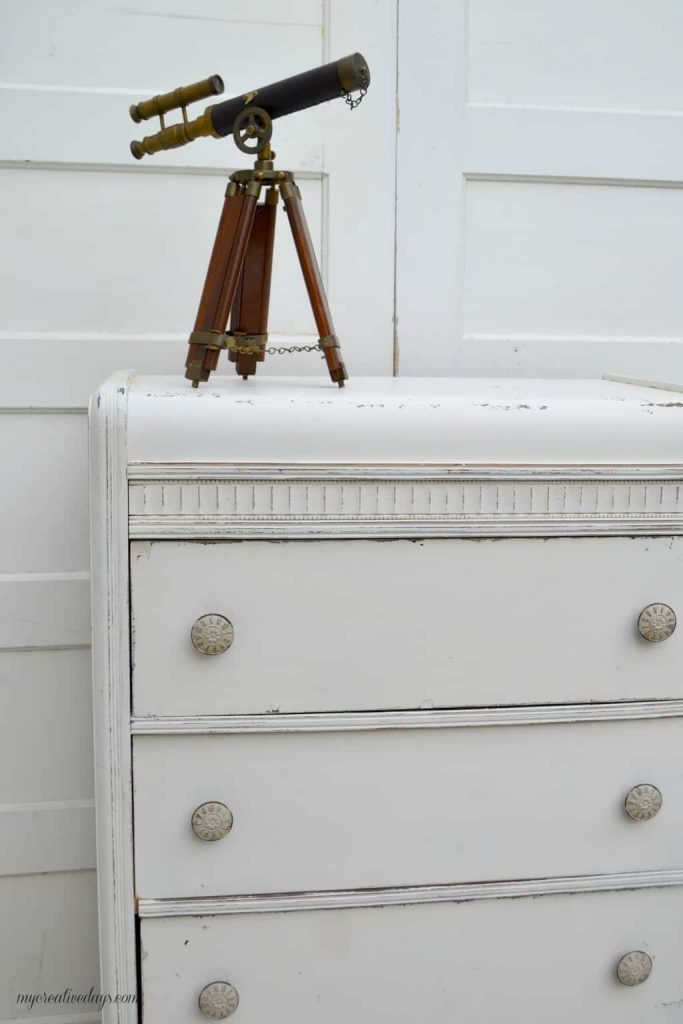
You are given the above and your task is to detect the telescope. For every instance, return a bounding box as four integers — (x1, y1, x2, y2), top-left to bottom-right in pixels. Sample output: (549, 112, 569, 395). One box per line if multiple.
(130, 53, 370, 159)
(128, 54, 370, 389)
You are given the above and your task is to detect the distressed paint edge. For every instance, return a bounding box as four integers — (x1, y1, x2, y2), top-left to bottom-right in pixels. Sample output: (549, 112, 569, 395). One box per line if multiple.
(88, 371, 138, 1024)
(130, 699, 683, 734)
(129, 515, 683, 540)
(127, 463, 683, 480)
(137, 868, 683, 918)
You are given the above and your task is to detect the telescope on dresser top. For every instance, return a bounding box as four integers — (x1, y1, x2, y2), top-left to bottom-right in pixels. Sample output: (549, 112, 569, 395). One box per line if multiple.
(129, 54, 371, 387)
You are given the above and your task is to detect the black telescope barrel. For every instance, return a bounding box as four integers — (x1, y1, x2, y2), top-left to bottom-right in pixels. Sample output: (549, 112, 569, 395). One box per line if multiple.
(209, 53, 369, 138)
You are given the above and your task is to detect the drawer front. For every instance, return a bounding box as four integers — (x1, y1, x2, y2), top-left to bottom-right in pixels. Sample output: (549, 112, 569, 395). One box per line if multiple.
(133, 717, 683, 898)
(140, 885, 683, 1023)
(130, 537, 683, 716)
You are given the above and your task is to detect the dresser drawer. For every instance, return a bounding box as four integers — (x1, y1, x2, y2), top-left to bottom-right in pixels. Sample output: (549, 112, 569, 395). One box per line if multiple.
(140, 884, 683, 1023)
(130, 537, 683, 716)
(133, 716, 683, 898)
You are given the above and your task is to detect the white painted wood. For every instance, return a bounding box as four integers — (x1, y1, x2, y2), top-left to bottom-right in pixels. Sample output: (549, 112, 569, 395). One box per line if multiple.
(0, 413, 89, 573)
(467, 0, 683, 111)
(0, 801, 95, 876)
(133, 717, 683, 898)
(324, 1, 397, 376)
(0, 575, 90, 650)
(0, 871, 100, 1021)
(140, 885, 683, 1023)
(463, 181, 683, 342)
(88, 374, 137, 1023)
(128, 473, 683, 539)
(125, 375, 683, 465)
(397, 0, 683, 378)
(129, 699, 683, 736)
(131, 536, 683, 716)
(137, 867, 683, 917)
(0, 650, 94, 801)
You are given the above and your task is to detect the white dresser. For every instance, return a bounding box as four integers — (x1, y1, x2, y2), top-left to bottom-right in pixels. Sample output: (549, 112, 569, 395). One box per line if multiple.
(90, 373, 683, 1023)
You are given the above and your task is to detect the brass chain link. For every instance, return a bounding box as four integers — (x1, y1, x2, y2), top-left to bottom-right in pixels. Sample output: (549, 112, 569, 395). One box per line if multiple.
(266, 343, 322, 355)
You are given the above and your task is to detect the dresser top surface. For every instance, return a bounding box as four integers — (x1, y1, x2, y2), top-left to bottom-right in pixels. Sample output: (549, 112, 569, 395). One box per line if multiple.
(110, 373, 683, 465)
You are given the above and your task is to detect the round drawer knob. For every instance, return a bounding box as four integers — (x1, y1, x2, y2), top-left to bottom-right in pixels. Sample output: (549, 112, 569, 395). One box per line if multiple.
(638, 603, 676, 643)
(616, 951, 653, 986)
(198, 981, 239, 1019)
(625, 783, 662, 822)
(191, 614, 234, 655)
(192, 801, 234, 841)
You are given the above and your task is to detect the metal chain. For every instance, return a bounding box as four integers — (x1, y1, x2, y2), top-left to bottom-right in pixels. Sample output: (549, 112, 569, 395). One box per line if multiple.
(343, 68, 369, 111)
(266, 343, 322, 355)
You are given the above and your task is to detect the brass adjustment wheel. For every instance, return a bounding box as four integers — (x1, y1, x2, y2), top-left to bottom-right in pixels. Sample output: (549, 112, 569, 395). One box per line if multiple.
(191, 614, 234, 655)
(198, 981, 239, 1019)
(616, 951, 653, 986)
(638, 603, 676, 642)
(233, 105, 272, 154)
(625, 784, 662, 821)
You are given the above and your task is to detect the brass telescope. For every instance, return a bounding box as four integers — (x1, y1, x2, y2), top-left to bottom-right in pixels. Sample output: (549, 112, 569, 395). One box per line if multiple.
(130, 54, 369, 159)
(127, 54, 370, 388)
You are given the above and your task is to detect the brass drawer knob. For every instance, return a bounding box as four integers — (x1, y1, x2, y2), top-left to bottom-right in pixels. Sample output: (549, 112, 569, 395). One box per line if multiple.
(616, 951, 652, 986)
(198, 981, 239, 1019)
(192, 801, 234, 841)
(191, 613, 234, 655)
(638, 603, 676, 643)
(625, 784, 662, 821)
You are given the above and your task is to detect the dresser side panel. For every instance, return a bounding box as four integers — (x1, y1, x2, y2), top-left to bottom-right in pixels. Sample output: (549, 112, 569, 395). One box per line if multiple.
(89, 372, 137, 1023)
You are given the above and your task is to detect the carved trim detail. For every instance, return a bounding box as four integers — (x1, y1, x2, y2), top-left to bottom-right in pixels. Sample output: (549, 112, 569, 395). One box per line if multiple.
(129, 475, 683, 538)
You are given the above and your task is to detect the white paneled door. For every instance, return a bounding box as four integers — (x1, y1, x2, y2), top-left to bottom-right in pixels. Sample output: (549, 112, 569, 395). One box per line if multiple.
(397, 0, 683, 378)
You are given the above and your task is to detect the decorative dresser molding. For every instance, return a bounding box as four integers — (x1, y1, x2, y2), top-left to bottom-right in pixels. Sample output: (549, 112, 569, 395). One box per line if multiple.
(131, 699, 683, 735)
(89, 371, 138, 1023)
(128, 467, 683, 539)
(137, 867, 683, 919)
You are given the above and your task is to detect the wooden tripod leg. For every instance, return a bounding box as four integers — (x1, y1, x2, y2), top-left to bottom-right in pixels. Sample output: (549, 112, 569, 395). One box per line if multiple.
(280, 180, 348, 386)
(229, 189, 278, 379)
(185, 182, 260, 386)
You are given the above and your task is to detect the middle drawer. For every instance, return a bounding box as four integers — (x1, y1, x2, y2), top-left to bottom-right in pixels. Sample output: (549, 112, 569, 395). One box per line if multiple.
(133, 716, 683, 898)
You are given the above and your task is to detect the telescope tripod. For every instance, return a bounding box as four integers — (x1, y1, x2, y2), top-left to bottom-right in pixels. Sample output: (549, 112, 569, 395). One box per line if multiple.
(185, 147, 347, 387)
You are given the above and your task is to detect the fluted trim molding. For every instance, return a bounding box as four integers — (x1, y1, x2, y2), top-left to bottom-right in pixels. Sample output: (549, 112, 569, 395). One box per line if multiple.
(128, 468, 683, 539)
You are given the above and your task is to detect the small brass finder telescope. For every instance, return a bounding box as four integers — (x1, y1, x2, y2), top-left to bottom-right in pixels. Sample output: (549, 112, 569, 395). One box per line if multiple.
(129, 54, 370, 387)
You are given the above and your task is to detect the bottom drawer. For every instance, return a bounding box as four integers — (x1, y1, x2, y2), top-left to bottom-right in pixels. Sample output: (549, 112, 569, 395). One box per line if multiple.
(140, 884, 683, 1023)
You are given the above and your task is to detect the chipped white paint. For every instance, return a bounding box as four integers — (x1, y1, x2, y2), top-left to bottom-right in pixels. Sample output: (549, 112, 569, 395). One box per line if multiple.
(139, 886, 683, 1023)
(137, 867, 683, 918)
(130, 699, 683, 735)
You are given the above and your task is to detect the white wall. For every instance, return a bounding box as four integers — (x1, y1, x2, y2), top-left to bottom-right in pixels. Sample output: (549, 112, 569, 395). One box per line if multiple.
(0, 1, 396, 1020)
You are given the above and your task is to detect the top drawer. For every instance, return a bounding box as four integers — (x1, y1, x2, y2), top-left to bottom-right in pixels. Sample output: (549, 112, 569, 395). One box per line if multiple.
(130, 536, 683, 716)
